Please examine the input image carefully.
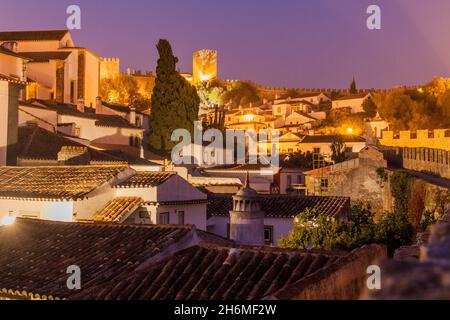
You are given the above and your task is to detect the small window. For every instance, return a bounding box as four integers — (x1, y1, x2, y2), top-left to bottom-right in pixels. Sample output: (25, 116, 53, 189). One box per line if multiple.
(320, 178, 329, 192)
(129, 135, 134, 146)
(287, 175, 292, 187)
(177, 211, 185, 225)
(139, 208, 149, 219)
(158, 212, 170, 225)
(313, 148, 321, 154)
(264, 226, 274, 246)
(74, 127, 81, 137)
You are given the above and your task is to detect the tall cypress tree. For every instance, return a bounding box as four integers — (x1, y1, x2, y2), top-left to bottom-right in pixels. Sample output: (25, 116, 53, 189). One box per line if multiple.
(148, 39, 200, 154)
(349, 77, 357, 94)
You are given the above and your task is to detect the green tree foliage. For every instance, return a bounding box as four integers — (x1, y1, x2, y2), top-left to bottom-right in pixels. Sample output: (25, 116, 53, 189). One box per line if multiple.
(330, 136, 347, 164)
(279, 204, 376, 251)
(283, 152, 315, 169)
(148, 39, 200, 154)
(279, 204, 415, 256)
(349, 78, 357, 94)
(362, 98, 377, 118)
(375, 78, 450, 130)
(100, 74, 150, 109)
(284, 88, 301, 99)
(374, 211, 414, 256)
(203, 104, 226, 132)
(390, 171, 415, 215)
(221, 81, 261, 107)
(197, 80, 225, 106)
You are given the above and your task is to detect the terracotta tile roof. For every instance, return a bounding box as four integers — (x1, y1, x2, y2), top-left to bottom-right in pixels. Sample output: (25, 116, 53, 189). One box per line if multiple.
(0, 46, 31, 60)
(0, 218, 196, 299)
(17, 125, 127, 164)
(80, 243, 342, 300)
(94, 197, 142, 223)
(21, 51, 72, 62)
(300, 135, 366, 144)
(32, 100, 141, 129)
(208, 163, 272, 171)
(0, 166, 128, 200)
(115, 172, 176, 188)
(141, 199, 208, 206)
(207, 194, 350, 219)
(0, 73, 27, 85)
(102, 102, 148, 115)
(0, 30, 69, 41)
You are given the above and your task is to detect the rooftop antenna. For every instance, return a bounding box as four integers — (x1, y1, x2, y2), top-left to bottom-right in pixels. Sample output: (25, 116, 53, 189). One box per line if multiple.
(244, 171, 250, 189)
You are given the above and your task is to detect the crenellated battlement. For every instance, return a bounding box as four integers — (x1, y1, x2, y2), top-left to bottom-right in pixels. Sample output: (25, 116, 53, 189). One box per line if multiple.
(402, 147, 450, 179)
(380, 129, 450, 151)
(100, 57, 120, 79)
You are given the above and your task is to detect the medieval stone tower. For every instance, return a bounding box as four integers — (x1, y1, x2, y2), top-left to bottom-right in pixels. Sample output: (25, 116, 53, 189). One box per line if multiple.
(193, 49, 217, 84)
(229, 173, 265, 246)
(100, 57, 120, 80)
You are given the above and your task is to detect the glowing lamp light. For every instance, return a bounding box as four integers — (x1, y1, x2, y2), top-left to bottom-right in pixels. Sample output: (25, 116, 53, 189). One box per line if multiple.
(1, 215, 16, 226)
(244, 114, 254, 122)
(347, 128, 354, 134)
(198, 72, 211, 82)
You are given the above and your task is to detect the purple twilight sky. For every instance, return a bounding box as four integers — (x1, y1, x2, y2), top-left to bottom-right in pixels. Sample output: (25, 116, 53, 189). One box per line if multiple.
(1, 0, 450, 89)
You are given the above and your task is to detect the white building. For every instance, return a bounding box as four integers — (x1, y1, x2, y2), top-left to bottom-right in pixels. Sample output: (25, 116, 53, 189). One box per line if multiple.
(0, 46, 29, 166)
(332, 93, 373, 114)
(207, 191, 350, 247)
(0, 166, 208, 230)
(0, 30, 100, 107)
(297, 135, 367, 158)
(18, 99, 144, 147)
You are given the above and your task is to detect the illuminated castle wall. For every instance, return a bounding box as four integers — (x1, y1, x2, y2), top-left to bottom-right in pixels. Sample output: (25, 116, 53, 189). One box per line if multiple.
(100, 57, 120, 79)
(193, 49, 217, 83)
(380, 129, 450, 151)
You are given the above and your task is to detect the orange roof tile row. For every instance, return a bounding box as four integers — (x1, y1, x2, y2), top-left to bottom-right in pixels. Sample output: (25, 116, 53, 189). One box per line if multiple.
(0, 166, 127, 200)
(94, 197, 142, 223)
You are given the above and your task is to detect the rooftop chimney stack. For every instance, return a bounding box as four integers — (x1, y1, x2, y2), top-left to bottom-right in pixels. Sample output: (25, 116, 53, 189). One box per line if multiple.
(95, 96, 102, 114)
(76, 98, 85, 113)
(229, 172, 265, 246)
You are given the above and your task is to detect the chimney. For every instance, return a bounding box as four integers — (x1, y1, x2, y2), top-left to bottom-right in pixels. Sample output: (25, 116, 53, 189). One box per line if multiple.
(76, 99, 85, 113)
(129, 106, 136, 126)
(229, 172, 265, 246)
(95, 97, 103, 114)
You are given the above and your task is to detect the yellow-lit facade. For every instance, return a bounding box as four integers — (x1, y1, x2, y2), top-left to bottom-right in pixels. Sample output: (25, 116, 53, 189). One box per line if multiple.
(380, 129, 450, 151)
(193, 49, 217, 84)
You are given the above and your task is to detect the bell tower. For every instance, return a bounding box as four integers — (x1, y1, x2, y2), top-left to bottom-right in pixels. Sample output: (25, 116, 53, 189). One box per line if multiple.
(229, 172, 265, 246)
